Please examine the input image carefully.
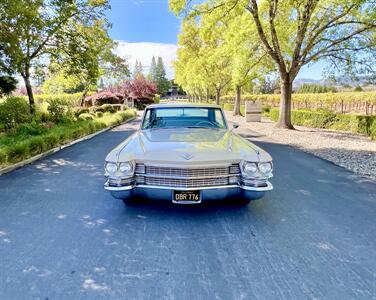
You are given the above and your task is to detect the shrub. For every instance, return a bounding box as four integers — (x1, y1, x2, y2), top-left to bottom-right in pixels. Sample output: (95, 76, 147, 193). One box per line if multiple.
(0, 149, 7, 165)
(73, 107, 89, 117)
(78, 113, 94, 120)
(84, 91, 124, 107)
(0, 97, 31, 129)
(95, 111, 104, 118)
(100, 104, 115, 113)
(153, 94, 161, 104)
(17, 122, 47, 136)
(28, 136, 47, 155)
(270, 108, 376, 140)
(7, 142, 30, 162)
(47, 98, 73, 122)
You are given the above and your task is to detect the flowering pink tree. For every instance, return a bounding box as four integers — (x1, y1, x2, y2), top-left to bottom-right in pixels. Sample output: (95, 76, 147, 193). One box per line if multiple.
(124, 77, 157, 102)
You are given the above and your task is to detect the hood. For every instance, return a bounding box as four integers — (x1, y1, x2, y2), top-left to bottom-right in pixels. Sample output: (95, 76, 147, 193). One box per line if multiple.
(106, 128, 271, 166)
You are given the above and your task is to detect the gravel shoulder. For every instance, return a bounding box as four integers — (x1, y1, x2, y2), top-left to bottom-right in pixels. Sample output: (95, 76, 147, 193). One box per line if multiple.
(226, 111, 376, 181)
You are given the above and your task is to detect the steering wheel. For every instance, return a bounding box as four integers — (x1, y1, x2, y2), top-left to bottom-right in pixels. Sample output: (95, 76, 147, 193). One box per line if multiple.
(194, 120, 217, 127)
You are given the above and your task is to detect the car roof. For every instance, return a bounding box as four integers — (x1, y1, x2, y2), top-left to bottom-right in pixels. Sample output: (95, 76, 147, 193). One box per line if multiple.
(147, 102, 222, 109)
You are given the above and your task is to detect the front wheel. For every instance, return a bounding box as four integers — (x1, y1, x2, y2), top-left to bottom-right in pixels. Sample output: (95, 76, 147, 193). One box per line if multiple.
(235, 197, 251, 205)
(122, 197, 137, 206)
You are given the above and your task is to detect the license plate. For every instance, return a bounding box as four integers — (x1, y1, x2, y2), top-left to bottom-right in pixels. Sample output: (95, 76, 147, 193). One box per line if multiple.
(173, 190, 201, 204)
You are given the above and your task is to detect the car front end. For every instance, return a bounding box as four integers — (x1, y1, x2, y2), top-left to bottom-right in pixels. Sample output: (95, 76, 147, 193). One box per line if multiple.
(104, 160, 273, 204)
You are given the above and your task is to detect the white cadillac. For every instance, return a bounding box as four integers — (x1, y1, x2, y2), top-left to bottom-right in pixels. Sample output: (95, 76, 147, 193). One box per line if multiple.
(104, 103, 273, 205)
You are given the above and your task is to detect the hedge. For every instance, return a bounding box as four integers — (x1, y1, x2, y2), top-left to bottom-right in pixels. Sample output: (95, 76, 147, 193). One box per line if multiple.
(0, 110, 136, 167)
(269, 108, 376, 140)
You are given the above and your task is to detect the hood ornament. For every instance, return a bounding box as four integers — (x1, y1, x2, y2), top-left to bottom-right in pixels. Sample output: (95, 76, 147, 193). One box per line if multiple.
(181, 153, 194, 160)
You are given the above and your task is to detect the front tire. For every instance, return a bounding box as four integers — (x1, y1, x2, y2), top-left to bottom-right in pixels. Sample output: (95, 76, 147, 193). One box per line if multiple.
(235, 197, 251, 205)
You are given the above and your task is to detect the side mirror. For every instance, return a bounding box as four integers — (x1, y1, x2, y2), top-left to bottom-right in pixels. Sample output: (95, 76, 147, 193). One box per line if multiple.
(232, 122, 239, 129)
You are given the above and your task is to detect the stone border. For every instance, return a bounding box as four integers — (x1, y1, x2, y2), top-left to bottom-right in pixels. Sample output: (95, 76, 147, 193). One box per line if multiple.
(0, 116, 136, 176)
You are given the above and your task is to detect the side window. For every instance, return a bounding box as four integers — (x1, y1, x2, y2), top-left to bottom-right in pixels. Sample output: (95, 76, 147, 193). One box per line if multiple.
(142, 109, 151, 129)
(214, 109, 225, 128)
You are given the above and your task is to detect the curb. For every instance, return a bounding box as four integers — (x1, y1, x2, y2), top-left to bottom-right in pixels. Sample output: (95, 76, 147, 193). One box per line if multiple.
(0, 116, 136, 176)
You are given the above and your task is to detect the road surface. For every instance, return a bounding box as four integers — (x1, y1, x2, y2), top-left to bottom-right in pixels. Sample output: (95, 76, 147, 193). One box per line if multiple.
(0, 117, 375, 300)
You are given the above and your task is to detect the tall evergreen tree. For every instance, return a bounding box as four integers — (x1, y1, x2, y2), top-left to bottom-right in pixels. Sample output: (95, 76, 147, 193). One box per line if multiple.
(133, 60, 143, 78)
(155, 57, 170, 95)
(148, 56, 157, 81)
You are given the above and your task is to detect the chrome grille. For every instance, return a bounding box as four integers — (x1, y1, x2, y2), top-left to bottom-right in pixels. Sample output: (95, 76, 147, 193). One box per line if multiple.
(139, 165, 234, 178)
(134, 164, 240, 188)
(144, 177, 229, 188)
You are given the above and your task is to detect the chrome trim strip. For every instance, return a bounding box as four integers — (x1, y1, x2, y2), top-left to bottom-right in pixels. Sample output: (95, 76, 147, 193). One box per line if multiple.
(240, 181, 273, 191)
(104, 182, 273, 192)
(135, 173, 240, 179)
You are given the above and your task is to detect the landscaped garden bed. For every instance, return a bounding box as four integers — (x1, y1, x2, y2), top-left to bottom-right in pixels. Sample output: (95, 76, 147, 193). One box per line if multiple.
(0, 96, 135, 168)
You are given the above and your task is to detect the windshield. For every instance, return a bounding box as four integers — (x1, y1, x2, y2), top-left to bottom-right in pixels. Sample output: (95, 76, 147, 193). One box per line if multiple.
(142, 107, 227, 130)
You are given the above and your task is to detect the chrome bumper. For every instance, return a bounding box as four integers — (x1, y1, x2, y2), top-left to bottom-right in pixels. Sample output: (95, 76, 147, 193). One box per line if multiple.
(104, 181, 273, 201)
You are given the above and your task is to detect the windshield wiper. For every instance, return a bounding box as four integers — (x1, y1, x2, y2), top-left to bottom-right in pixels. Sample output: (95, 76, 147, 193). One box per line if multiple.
(185, 126, 219, 129)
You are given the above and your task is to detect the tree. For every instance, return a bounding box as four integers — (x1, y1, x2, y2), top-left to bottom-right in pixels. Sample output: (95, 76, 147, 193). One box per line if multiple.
(174, 16, 232, 104)
(42, 63, 86, 94)
(0, 0, 111, 114)
(101, 55, 130, 86)
(148, 56, 157, 81)
(0, 75, 17, 96)
(171, 0, 376, 128)
(133, 60, 144, 79)
(154, 57, 171, 95)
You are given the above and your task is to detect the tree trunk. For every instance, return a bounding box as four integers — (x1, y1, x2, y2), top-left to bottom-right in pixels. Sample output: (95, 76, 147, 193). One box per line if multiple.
(215, 88, 220, 105)
(206, 88, 209, 103)
(276, 75, 294, 129)
(22, 71, 35, 115)
(80, 86, 89, 106)
(234, 85, 241, 116)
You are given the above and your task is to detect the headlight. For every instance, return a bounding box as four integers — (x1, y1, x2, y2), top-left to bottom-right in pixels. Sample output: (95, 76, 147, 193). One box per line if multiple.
(259, 162, 273, 174)
(243, 162, 258, 174)
(105, 162, 117, 174)
(119, 162, 133, 175)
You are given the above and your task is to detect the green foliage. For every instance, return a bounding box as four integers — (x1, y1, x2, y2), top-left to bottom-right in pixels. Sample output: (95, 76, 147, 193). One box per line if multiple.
(155, 57, 171, 96)
(73, 107, 90, 117)
(222, 103, 245, 115)
(34, 93, 83, 107)
(133, 60, 144, 79)
(222, 91, 376, 108)
(297, 84, 337, 94)
(354, 86, 363, 92)
(95, 111, 104, 118)
(153, 94, 161, 104)
(78, 113, 95, 120)
(42, 64, 86, 94)
(0, 76, 17, 96)
(170, 0, 376, 127)
(0, 0, 114, 112)
(100, 104, 115, 113)
(47, 98, 73, 123)
(148, 57, 157, 81)
(0, 97, 31, 129)
(0, 110, 136, 167)
(269, 108, 376, 140)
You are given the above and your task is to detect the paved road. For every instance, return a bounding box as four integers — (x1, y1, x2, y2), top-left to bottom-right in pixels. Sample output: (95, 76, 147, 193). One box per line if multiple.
(1, 117, 376, 300)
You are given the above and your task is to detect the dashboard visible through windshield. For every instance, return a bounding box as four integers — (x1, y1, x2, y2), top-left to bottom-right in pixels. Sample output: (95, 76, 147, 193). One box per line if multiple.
(142, 107, 227, 130)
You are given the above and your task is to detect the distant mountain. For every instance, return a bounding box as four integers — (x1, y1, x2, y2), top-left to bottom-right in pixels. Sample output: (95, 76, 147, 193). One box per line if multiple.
(293, 78, 323, 88)
(293, 75, 376, 88)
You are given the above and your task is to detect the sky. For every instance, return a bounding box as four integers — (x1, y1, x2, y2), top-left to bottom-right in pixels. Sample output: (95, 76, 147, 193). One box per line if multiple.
(107, 0, 324, 80)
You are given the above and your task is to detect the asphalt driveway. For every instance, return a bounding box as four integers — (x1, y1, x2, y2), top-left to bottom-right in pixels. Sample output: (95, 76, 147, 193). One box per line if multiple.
(0, 117, 376, 300)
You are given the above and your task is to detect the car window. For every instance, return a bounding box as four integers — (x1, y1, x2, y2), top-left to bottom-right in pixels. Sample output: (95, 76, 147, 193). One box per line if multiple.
(142, 107, 227, 130)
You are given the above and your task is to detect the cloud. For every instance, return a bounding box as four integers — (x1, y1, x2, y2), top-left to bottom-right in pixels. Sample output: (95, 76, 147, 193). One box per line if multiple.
(114, 41, 178, 79)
